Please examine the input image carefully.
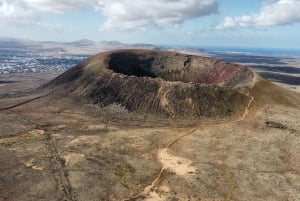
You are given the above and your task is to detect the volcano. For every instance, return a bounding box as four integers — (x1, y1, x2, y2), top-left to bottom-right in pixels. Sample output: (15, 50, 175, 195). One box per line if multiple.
(46, 49, 256, 118)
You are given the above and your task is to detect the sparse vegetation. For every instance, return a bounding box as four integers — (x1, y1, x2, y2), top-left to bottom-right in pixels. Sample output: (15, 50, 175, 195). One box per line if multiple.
(0, 129, 44, 146)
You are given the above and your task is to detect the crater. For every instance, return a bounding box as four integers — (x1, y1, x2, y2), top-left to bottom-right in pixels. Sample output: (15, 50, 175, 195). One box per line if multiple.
(107, 51, 254, 87)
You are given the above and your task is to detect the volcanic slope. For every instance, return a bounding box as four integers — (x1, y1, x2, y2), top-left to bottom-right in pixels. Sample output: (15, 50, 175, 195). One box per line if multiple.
(1, 50, 300, 201)
(45, 49, 256, 119)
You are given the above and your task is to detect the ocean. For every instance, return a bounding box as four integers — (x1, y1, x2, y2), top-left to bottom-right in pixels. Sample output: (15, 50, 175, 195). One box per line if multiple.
(203, 46, 300, 57)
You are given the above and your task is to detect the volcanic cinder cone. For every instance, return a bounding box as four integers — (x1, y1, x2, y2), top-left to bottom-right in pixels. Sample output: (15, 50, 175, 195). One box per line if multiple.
(45, 49, 257, 118)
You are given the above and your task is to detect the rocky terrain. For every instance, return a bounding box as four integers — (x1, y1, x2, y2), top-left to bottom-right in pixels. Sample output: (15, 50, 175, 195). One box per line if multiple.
(0, 50, 300, 201)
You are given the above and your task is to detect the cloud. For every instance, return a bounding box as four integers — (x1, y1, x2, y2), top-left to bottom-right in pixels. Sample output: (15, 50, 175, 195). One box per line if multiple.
(216, 0, 300, 30)
(35, 21, 74, 33)
(214, 17, 236, 30)
(97, 0, 218, 30)
(0, 0, 75, 33)
(23, 0, 97, 13)
(0, 0, 98, 18)
(0, 0, 218, 31)
(0, 0, 35, 19)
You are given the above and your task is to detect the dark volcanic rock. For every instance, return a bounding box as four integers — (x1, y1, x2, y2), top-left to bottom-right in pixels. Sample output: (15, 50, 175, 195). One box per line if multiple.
(46, 49, 255, 118)
(266, 121, 288, 130)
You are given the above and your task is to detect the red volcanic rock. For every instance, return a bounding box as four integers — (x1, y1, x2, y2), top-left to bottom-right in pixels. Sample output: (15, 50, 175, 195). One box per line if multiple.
(46, 49, 255, 118)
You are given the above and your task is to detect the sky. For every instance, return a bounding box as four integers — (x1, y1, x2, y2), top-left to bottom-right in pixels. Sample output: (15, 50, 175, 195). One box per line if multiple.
(0, 0, 300, 49)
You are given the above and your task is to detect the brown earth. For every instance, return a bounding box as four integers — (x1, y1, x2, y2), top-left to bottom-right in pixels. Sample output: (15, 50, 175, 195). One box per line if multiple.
(0, 50, 300, 201)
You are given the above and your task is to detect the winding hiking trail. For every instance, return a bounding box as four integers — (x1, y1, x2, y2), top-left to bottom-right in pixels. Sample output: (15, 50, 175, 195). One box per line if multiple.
(124, 95, 255, 201)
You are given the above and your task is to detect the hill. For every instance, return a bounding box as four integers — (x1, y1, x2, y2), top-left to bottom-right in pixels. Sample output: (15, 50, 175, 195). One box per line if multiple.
(45, 49, 255, 119)
(0, 38, 163, 55)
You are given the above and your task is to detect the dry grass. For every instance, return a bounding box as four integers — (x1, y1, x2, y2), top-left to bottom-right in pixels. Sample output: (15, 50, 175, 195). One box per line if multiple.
(0, 129, 44, 146)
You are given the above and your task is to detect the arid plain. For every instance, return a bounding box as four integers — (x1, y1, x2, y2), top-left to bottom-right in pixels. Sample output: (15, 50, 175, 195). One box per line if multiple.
(0, 50, 300, 201)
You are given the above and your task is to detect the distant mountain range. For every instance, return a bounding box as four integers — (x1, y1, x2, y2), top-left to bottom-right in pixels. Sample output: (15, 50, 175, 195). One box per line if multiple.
(0, 37, 206, 56)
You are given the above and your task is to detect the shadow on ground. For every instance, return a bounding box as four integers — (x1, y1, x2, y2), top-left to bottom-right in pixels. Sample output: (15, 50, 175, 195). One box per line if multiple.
(259, 72, 300, 85)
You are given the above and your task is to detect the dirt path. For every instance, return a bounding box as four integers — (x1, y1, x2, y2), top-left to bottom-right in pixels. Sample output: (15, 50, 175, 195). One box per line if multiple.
(44, 128, 77, 201)
(0, 92, 51, 111)
(124, 95, 255, 201)
(239, 96, 255, 121)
